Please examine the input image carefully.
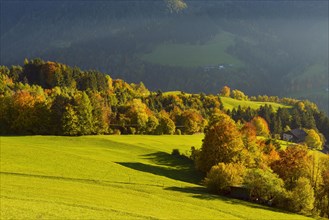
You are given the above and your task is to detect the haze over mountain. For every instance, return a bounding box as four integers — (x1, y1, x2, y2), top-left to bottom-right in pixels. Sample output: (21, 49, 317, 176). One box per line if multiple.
(1, 0, 328, 113)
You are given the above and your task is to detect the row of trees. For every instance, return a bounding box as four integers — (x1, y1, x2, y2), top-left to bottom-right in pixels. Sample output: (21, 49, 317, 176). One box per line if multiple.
(192, 112, 328, 217)
(0, 59, 329, 139)
(1, 59, 328, 216)
(1, 59, 328, 140)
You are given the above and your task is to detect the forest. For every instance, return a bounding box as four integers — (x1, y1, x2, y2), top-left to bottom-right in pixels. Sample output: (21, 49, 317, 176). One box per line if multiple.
(1, 1, 328, 218)
(0, 59, 328, 140)
(2, 1, 328, 114)
(1, 59, 329, 217)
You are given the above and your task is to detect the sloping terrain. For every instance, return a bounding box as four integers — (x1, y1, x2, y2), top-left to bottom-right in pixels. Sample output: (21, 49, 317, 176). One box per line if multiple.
(220, 97, 291, 111)
(0, 135, 312, 219)
(1, 1, 328, 113)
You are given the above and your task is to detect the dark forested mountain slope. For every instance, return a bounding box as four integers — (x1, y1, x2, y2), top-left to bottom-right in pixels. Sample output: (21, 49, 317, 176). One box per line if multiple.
(1, 0, 328, 113)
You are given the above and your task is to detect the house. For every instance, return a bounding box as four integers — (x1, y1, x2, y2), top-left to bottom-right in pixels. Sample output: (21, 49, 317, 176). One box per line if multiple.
(282, 128, 307, 143)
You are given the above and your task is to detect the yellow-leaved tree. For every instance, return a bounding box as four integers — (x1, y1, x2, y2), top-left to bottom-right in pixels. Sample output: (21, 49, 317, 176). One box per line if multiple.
(196, 113, 244, 172)
(251, 116, 270, 137)
(304, 129, 323, 150)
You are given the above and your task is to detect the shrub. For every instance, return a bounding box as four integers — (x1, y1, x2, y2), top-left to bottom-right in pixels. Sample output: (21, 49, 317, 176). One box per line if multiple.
(204, 163, 246, 194)
(244, 168, 285, 203)
(112, 129, 121, 135)
(288, 177, 315, 214)
(171, 149, 180, 156)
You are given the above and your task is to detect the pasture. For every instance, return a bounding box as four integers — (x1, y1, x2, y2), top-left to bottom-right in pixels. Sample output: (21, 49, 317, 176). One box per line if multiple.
(141, 32, 244, 68)
(0, 135, 312, 219)
(220, 97, 291, 111)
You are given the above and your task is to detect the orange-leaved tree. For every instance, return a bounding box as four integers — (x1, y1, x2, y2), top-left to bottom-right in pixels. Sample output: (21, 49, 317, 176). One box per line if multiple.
(196, 113, 244, 172)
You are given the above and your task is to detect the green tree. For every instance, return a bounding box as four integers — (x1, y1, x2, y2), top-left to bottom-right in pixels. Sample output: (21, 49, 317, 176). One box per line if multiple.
(289, 177, 315, 214)
(305, 129, 323, 150)
(146, 115, 159, 134)
(128, 99, 150, 134)
(74, 92, 94, 135)
(156, 111, 175, 135)
(50, 93, 70, 135)
(177, 109, 204, 134)
(204, 162, 246, 194)
(89, 92, 110, 134)
(244, 168, 285, 203)
(231, 89, 248, 100)
(62, 104, 79, 136)
(318, 160, 329, 217)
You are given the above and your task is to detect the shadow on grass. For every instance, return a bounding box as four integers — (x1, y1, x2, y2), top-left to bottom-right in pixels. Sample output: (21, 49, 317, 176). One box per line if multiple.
(142, 151, 194, 168)
(116, 151, 204, 184)
(165, 186, 293, 214)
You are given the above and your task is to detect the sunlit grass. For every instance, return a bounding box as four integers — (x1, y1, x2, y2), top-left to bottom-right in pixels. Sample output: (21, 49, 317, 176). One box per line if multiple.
(0, 135, 312, 219)
(220, 97, 291, 111)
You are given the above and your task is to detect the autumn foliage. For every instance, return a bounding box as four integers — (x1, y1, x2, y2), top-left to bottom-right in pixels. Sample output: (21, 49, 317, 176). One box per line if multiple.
(1, 59, 329, 217)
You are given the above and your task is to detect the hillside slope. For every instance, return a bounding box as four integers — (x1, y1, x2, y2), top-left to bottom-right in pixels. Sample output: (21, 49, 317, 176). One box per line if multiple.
(0, 136, 312, 219)
(1, 1, 328, 113)
(220, 97, 291, 111)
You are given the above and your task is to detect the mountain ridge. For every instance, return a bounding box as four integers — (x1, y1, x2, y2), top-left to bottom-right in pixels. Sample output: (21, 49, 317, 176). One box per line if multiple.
(1, 1, 328, 113)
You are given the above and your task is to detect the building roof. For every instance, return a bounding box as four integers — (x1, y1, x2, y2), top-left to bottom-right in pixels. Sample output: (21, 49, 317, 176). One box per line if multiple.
(289, 128, 307, 139)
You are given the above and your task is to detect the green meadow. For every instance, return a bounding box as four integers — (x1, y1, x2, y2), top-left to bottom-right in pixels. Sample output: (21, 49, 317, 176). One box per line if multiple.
(141, 32, 244, 68)
(0, 135, 312, 219)
(161, 92, 291, 112)
(220, 97, 291, 111)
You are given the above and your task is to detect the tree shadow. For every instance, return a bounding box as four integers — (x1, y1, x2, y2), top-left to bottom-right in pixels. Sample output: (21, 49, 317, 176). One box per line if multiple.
(116, 151, 204, 184)
(165, 186, 293, 214)
(142, 151, 194, 168)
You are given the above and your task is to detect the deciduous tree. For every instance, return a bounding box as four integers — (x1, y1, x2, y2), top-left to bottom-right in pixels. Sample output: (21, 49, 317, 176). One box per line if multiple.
(305, 129, 323, 150)
(197, 113, 244, 172)
(220, 86, 231, 97)
(204, 163, 246, 193)
(251, 116, 270, 137)
(271, 145, 312, 189)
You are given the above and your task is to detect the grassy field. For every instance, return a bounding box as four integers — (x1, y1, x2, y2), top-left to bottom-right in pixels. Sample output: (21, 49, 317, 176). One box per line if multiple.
(141, 32, 244, 68)
(0, 135, 313, 219)
(162, 92, 291, 111)
(220, 97, 291, 111)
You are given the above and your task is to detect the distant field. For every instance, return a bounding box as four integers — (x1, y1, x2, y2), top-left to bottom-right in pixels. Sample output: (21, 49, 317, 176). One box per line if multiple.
(162, 92, 291, 112)
(220, 97, 292, 111)
(141, 32, 244, 68)
(162, 91, 191, 96)
(0, 135, 312, 219)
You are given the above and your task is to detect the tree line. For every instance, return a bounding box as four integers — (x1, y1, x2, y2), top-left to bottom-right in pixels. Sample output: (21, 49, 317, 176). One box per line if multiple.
(190, 112, 328, 217)
(0, 59, 328, 141)
(1, 59, 329, 217)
